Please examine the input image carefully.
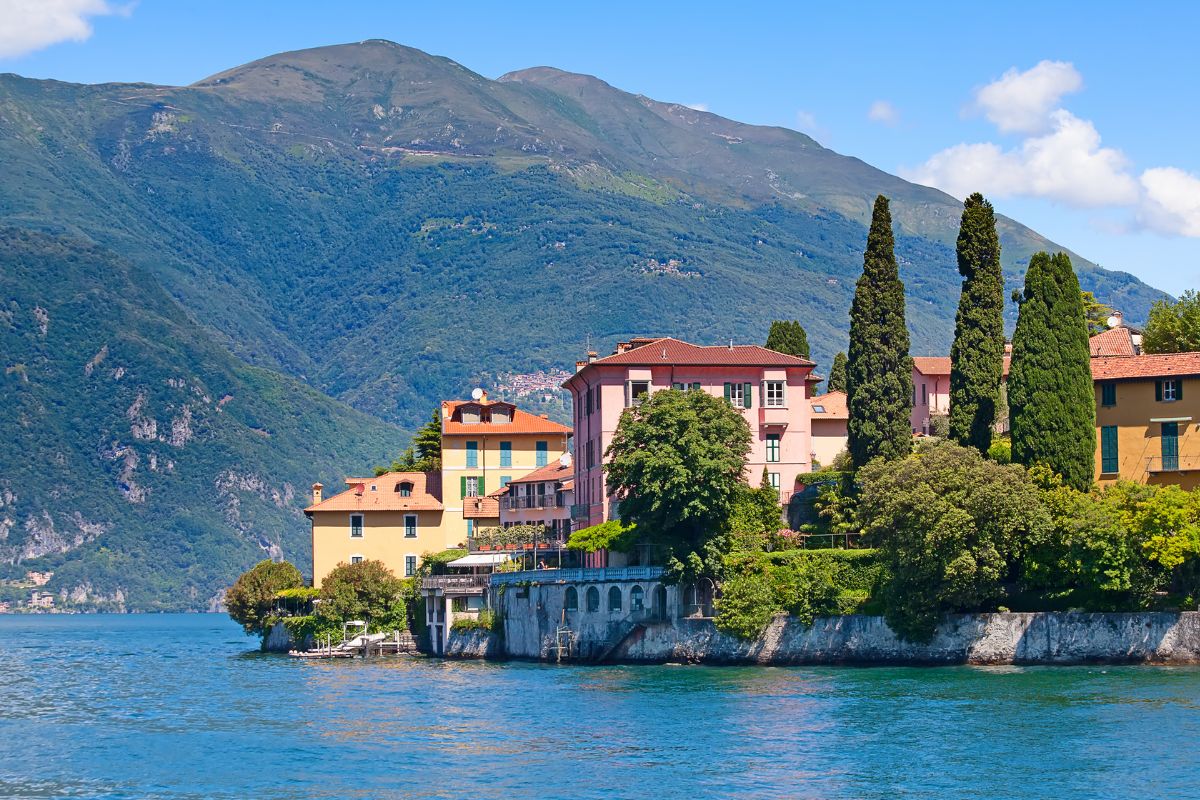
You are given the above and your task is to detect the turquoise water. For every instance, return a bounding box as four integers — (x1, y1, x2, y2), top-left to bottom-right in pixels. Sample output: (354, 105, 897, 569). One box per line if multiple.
(1, 615, 1199, 799)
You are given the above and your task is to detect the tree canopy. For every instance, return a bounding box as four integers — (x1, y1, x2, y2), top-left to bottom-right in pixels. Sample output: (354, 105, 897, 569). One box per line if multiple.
(315, 559, 408, 634)
(377, 408, 442, 475)
(846, 195, 913, 468)
(1143, 290, 1200, 354)
(765, 320, 811, 359)
(226, 560, 304, 636)
(826, 351, 848, 394)
(1081, 291, 1115, 336)
(1008, 252, 1096, 490)
(605, 388, 751, 566)
(948, 193, 1005, 454)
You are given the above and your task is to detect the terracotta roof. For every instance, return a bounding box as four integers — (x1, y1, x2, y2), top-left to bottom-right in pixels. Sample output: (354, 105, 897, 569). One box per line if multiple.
(441, 400, 572, 436)
(305, 472, 442, 513)
(810, 391, 848, 420)
(912, 355, 1011, 377)
(560, 479, 574, 491)
(580, 337, 816, 369)
(1090, 327, 1138, 357)
(463, 496, 500, 519)
(1092, 353, 1200, 380)
(506, 460, 574, 485)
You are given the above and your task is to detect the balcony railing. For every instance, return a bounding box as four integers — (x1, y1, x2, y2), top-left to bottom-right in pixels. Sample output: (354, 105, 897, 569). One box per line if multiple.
(504, 495, 564, 510)
(490, 566, 664, 587)
(421, 575, 491, 591)
(1146, 456, 1200, 473)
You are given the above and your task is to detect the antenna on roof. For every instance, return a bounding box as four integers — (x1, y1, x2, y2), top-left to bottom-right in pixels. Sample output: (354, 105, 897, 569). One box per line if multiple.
(471, 387, 484, 401)
(729, 338, 734, 350)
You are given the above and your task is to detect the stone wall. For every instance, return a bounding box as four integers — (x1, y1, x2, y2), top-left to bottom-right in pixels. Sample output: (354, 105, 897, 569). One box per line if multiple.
(494, 582, 1200, 665)
(444, 627, 501, 659)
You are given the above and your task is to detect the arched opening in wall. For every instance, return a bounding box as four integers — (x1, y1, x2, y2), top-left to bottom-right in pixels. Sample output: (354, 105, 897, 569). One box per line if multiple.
(585, 586, 600, 613)
(608, 585, 622, 613)
(630, 585, 644, 613)
(564, 586, 579, 612)
(696, 578, 716, 618)
(680, 583, 697, 618)
(652, 584, 668, 620)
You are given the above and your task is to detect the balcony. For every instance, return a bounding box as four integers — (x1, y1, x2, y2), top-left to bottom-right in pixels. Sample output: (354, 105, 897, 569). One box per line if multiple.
(503, 495, 564, 510)
(421, 575, 491, 593)
(490, 566, 664, 587)
(758, 405, 790, 427)
(1146, 456, 1200, 473)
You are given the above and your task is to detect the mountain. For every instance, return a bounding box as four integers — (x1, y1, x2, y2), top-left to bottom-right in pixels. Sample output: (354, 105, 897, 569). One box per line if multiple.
(0, 40, 1167, 609)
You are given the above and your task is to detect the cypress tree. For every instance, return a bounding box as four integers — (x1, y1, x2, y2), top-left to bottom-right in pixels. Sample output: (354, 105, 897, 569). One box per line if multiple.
(948, 193, 1005, 453)
(1008, 252, 1096, 489)
(827, 351, 848, 393)
(847, 195, 913, 468)
(765, 320, 811, 359)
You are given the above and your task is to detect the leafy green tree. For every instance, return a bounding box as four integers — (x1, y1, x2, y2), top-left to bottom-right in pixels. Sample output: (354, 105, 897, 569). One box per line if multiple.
(566, 521, 638, 553)
(1142, 290, 1200, 354)
(377, 408, 443, 474)
(315, 559, 407, 633)
(226, 559, 304, 636)
(858, 440, 1050, 642)
(948, 193, 1005, 454)
(1081, 291, 1114, 335)
(847, 195, 913, 468)
(826, 351, 848, 393)
(714, 568, 779, 639)
(765, 320, 811, 359)
(1008, 252, 1096, 490)
(605, 388, 751, 568)
(727, 469, 786, 549)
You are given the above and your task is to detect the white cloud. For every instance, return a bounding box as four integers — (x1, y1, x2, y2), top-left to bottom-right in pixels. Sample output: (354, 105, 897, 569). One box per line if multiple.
(905, 110, 1138, 207)
(1139, 167, 1200, 237)
(867, 100, 899, 126)
(0, 0, 130, 59)
(973, 60, 1083, 134)
(685, 102, 709, 112)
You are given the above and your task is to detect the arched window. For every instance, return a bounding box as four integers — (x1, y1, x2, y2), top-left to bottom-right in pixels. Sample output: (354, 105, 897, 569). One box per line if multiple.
(396, 482, 413, 497)
(630, 585, 644, 612)
(608, 585, 622, 613)
(564, 586, 578, 612)
(585, 586, 600, 612)
(653, 584, 667, 619)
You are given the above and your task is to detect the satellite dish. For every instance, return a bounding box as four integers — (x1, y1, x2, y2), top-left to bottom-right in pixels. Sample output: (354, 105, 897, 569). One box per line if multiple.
(470, 387, 484, 400)
(1106, 314, 1121, 329)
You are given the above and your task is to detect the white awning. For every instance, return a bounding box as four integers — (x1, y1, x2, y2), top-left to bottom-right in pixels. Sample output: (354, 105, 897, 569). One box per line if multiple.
(447, 553, 512, 567)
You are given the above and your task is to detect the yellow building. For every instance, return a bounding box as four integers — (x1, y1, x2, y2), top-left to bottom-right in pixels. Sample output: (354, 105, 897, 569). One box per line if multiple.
(1093, 352, 1200, 489)
(305, 393, 572, 587)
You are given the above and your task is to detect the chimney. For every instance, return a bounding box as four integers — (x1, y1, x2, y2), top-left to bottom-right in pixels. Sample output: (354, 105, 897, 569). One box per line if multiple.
(479, 389, 488, 402)
(575, 360, 588, 372)
(311, 483, 323, 505)
(1110, 310, 1124, 328)
(587, 350, 598, 363)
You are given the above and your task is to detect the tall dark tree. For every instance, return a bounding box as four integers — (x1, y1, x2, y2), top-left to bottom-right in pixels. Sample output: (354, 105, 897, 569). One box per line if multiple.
(765, 320, 811, 359)
(1008, 252, 1096, 490)
(826, 351, 848, 394)
(377, 408, 442, 475)
(948, 193, 1006, 453)
(846, 195, 913, 468)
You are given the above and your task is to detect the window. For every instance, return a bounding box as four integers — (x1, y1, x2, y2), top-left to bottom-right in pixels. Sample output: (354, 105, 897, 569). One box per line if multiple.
(350, 514, 363, 538)
(350, 555, 363, 565)
(769, 472, 780, 490)
(465, 440, 479, 467)
(764, 381, 786, 407)
(404, 514, 417, 538)
(536, 440, 549, 467)
(397, 482, 413, 497)
(1162, 422, 1180, 471)
(724, 382, 752, 409)
(369, 484, 377, 492)
(404, 555, 417, 577)
(586, 586, 600, 612)
(922, 384, 928, 406)
(812, 405, 826, 414)
(628, 380, 650, 406)
(608, 586, 622, 613)
(585, 387, 593, 415)
(1101, 426, 1119, 474)
(491, 407, 511, 424)
(500, 475, 511, 488)
(586, 440, 595, 469)
(630, 585, 645, 612)
(1101, 382, 1117, 407)
(462, 476, 481, 498)
(499, 441, 512, 468)
(564, 586, 579, 611)
(460, 407, 480, 424)
(672, 381, 684, 390)
(766, 433, 780, 463)
(466, 519, 474, 536)
(451, 597, 467, 612)
(1160, 379, 1181, 402)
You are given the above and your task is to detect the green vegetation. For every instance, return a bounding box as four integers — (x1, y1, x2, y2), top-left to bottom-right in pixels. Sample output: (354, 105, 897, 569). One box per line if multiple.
(605, 388, 751, 574)
(1142, 290, 1200, 353)
(376, 408, 443, 475)
(1009, 252, 1096, 490)
(846, 196, 913, 468)
(826, 351, 847, 394)
(313, 559, 407, 634)
(948, 193, 1005, 454)
(1081, 290, 1115, 335)
(765, 320, 811, 359)
(566, 521, 637, 553)
(225, 560, 304, 636)
(451, 609, 500, 633)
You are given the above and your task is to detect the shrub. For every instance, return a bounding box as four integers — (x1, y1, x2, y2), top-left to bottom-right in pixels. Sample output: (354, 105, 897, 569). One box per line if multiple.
(566, 520, 637, 553)
(315, 559, 407, 634)
(226, 560, 304, 636)
(450, 609, 500, 633)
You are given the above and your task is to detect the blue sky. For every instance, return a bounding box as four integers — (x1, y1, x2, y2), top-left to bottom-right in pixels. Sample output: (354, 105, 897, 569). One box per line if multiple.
(3, 1, 1197, 298)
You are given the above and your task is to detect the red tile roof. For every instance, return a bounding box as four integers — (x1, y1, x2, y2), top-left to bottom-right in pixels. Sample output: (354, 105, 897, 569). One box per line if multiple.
(305, 472, 443, 513)
(1090, 327, 1138, 357)
(1091, 353, 1200, 380)
(463, 496, 500, 519)
(441, 400, 572, 436)
(912, 355, 1011, 377)
(506, 459, 574, 485)
(810, 391, 848, 420)
(582, 337, 816, 369)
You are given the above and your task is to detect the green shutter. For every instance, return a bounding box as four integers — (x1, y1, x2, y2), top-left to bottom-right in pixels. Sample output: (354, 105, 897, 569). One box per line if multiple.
(1156, 380, 1163, 401)
(1178, 380, 1184, 400)
(723, 383, 731, 402)
(743, 382, 752, 409)
(1101, 426, 1118, 474)
(460, 476, 467, 498)
(691, 382, 701, 391)
(478, 477, 485, 496)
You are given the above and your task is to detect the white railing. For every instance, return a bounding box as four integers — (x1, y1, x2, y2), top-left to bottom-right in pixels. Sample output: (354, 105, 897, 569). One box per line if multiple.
(490, 566, 664, 587)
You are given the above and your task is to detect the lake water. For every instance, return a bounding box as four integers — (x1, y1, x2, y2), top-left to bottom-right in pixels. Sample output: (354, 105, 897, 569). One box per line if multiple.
(1, 614, 1199, 799)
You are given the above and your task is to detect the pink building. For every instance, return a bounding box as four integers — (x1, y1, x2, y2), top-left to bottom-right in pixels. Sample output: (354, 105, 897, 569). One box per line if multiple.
(910, 355, 1011, 434)
(496, 454, 575, 546)
(563, 337, 818, 530)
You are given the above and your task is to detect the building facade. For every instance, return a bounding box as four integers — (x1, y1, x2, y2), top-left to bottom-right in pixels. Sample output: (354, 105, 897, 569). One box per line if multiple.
(809, 390, 848, 467)
(497, 455, 575, 545)
(563, 337, 817, 529)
